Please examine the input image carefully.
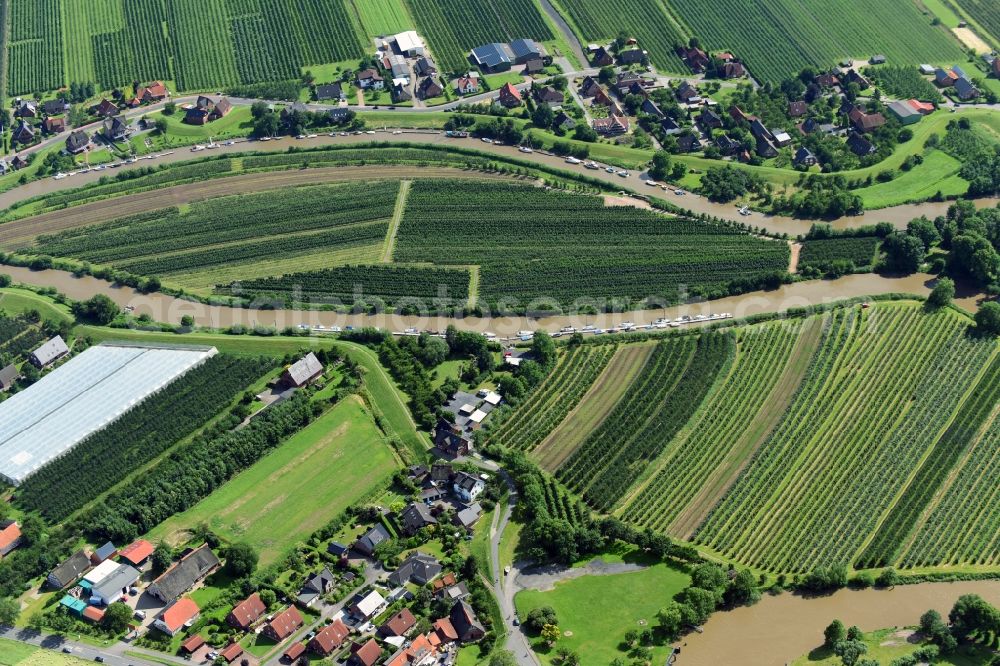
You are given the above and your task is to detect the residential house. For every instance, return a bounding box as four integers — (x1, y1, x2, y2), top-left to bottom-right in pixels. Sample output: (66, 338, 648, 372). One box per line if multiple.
(308, 619, 350, 656)
(847, 131, 876, 156)
(91, 98, 119, 117)
(788, 100, 808, 117)
(42, 116, 65, 134)
(154, 597, 200, 636)
(534, 86, 563, 104)
(749, 118, 774, 143)
(350, 590, 386, 620)
(715, 134, 741, 155)
(327, 541, 349, 558)
(315, 83, 344, 101)
(772, 130, 792, 147)
(720, 60, 745, 78)
(676, 133, 700, 152)
(844, 69, 870, 89)
(392, 81, 413, 103)
(385, 633, 436, 666)
(455, 73, 480, 95)
(147, 544, 220, 603)
(132, 81, 168, 105)
(65, 130, 89, 154)
(498, 83, 522, 107)
(42, 99, 69, 115)
(264, 606, 304, 642)
(848, 107, 885, 132)
(380, 608, 417, 637)
(118, 539, 154, 567)
(354, 524, 391, 556)
(579, 76, 602, 98)
(450, 601, 486, 642)
(12, 120, 35, 145)
(640, 98, 664, 118)
(389, 553, 441, 586)
(697, 108, 722, 130)
(29, 336, 68, 367)
(679, 46, 710, 72)
(553, 110, 576, 131)
(417, 77, 443, 100)
(401, 503, 437, 535)
(469, 43, 512, 72)
(793, 146, 817, 167)
(434, 420, 472, 456)
(281, 101, 310, 119)
(10, 155, 27, 170)
(955, 77, 979, 100)
(14, 100, 37, 118)
(591, 46, 614, 67)
(414, 57, 437, 77)
(453, 503, 482, 531)
(675, 82, 699, 103)
(0, 364, 20, 392)
(357, 69, 385, 90)
(282, 353, 323, 387)
(660, 116, 681, 135)
(220, 643, 245, 664)
(184, 96, 232, 124)
(935, 68, 958, 87)
(296, 568, 334, 607)
(227, 592, 267, 630)
(729, 105, 752, 123)
(0, 521, 22, 557)
(102, 115, 130, 140)
(523, 58, 545, 74)
(814, 72, 840, 88)
(431, 463, 454, 483)
(349, 639, 382, 666)
(452, 472, 485, 502)
(433, 618, 459, 645)
(592, 114, 629, 136)
(755, 136, 778, 158)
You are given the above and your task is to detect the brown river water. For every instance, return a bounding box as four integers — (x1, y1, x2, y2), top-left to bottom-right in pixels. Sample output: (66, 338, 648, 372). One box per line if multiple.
(677, 580, 1000, 666)
(0, 266, 976, 336)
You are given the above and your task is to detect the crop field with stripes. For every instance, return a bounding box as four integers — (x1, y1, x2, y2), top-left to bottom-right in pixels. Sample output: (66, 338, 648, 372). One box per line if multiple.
(486, 301, 1000, 573)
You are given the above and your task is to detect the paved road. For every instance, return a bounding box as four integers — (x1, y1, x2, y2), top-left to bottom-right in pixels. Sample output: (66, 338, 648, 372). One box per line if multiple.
(0, 624, 189, 666)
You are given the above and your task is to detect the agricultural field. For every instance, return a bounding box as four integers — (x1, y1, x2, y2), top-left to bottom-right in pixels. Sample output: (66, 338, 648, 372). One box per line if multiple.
(622, 319, 819, 539)
(484, 343, 617, 452)
(146, 396, 397, 564)
(218, 264, 471, 307)
(695, 302, 997, 572)
(670, 0, 965, 83)
(514, 552, 690, 666)
(557, 332, 734, 512)
(0, 312, 48, 368)
(552, 0, 688, 72)
(952, 0, 1000, 46)
(866, 65, 944, 102)
(15, 355, 274, 523)
(0, 638, 92, 666)
(29, 181, 400, 291)
(395, 181, 790, 311)
(798, 237, 881, 272)
(403, 0, 554, 73)
(5, 0, 367, 96)
(351, 0, 414, 38)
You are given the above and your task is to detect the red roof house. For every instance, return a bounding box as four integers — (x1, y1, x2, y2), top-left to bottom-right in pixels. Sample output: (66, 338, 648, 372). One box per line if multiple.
(154, 598, 200, 636)
(433, 617, 458, 644)
(119, 539, 154, 566)
(498, 83, 522, 108)
(907, 99, 935, 115)
(181, 634, 206, 653)
(349, 639, 382, 666)
(0, 521, 22, 557)
(221, 643, 245, 663)
(132, 81, 168, 105)
(82, 606, 105, 623)
(227, 592, 267, 630)
(308, 619, 350, 656)
(284, 642, 306, 661)
(263, 606, 303, 642)
(379, 608, 416, 637)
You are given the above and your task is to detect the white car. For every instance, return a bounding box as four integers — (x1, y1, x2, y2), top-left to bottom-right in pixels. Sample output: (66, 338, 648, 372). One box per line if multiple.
(565, 156, 581, 164)
(674, 189, 685, 195)
(518, 146, 533, 153)
(584, 161, 599, 169)
(295, 134, 307, 139)
(53, 172, 67, 180)
(365, 130, 376, 134)
(392, 130, 403, 134)
(605, 166, 615, 173)
(645, 179, 659, 186)
(481, 137, 493, 143)
(617, 170, 629, 178)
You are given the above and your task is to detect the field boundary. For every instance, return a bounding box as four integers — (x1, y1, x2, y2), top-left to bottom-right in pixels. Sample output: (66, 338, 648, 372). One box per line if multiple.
(381, 179, 412, 262)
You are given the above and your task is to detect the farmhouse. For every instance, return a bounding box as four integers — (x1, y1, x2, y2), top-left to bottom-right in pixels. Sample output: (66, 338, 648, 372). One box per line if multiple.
(498, 83, 523, 107)
(354, 524, 391, 556)
(309, 619, 350, 656)
(227, 592, 266, 629)
(131, 81, 168, 106)
(955, 77, 979, 100)
(102, 116, 130, 140)
(0, 520, 22, 557)
(414, 57, 437, 77)
(455, 73, 480, 95)
(679, 46, 710, 72)
(263, 605, 303, 642)
(417, 77, 443, 99)
(592, 114, 629, 136)
(357, 69, 385, 90)
(296, 568, 334, 607)
(148, 544, 220, 603)
(184, 96, 232, 124)
(42, 116, 65, 133)
(154, 597, 200, 636)
(0, 344, 218, 486)
(590, 46, 614, 67)
(282, 352, 323, 387)
(389, 552, 441, 586)
(65, 130, 90, 154)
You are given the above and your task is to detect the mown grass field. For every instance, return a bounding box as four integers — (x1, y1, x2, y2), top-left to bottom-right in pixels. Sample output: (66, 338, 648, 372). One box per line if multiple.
(352, 0, 414, 38)
(0, 287, 73, 323)
(514, 554, 690, 666)
(0, 639, 92, 666)
(146, 396, 397, 563)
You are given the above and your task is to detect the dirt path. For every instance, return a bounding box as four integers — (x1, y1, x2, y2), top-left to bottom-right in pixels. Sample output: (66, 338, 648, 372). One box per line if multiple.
(534, 342, 656, 472)
(788, 241, 802, 273)
(381, 180, 411, 262)
(668, 316, 824, 539)
(0, 167, 512, 248)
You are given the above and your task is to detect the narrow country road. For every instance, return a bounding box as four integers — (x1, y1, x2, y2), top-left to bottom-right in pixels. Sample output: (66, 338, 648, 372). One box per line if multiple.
(0, 624, 188, 666)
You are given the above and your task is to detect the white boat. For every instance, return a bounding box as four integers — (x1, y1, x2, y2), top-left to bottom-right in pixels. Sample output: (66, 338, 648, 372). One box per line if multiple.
(191, 145, 205, 152)
(306, 134, 317, 138)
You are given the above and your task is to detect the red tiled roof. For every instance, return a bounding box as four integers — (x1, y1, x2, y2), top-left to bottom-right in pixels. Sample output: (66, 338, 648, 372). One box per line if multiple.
(433, 618, 457, 642)
(432, 573, 457, 591)
(266, 606, 303, 641)
(161, 598, 200, 632)
(0, 522, 21, 553)
(182, 634, 206, 653)
(381, 608, 416, 636)
(907, 99, 935, 114)
(119, 539, 154, 565)
(82, 606, 105, 623)
(284, 642, 306, 660)
(221, 643, 244, 663)
(228, 592, 266, 629)
(351, 639, 381, 666)
(309, 619, 350, 655)
(500, 82, 522, 102)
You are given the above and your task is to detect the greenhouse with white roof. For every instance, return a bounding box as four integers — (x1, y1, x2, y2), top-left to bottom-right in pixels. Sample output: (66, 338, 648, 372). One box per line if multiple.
(0, 343, 216, 485)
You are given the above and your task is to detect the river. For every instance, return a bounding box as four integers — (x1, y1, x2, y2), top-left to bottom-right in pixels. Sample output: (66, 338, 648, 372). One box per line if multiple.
(677, 580, 1000, 666)
(0, 266, 977, 335)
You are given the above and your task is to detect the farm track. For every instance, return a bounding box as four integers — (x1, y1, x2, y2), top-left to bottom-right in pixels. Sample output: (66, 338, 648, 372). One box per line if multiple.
(381, 180, 412, 263)
(0, 166, 513, 249)
(534, 341, 656, 472)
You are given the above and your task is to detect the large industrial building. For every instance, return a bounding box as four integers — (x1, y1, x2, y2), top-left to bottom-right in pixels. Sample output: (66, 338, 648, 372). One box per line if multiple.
(0, 343, 217, 485)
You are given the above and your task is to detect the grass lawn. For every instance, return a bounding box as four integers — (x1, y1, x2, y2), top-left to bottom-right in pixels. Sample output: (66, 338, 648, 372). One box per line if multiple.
(430, 359, 464, 389)
(145, 396, 398, 563)
(131, 107, 254, 153)
(483, 72, 525, 90)
(455, 644, 491, 666)
(499, 519, 523, 571)
(514, 559, 690, 666)
(0, 287, 74, 324)
(853, 149, 968, 208)
(919, 0, 964, 28)
(791, 627, 993, 665)
(0, 639, 92, 666)
(354, 0, 414, 38)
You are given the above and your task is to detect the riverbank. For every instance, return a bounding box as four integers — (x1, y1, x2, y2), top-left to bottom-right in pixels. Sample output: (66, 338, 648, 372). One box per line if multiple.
(0, 266, 970, 336)
(676, 580, 1000, 666)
